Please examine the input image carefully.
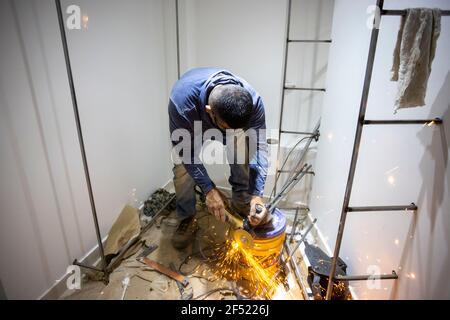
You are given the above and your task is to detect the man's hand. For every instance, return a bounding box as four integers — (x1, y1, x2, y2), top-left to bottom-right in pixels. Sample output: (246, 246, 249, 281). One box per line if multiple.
(205, 188, 226, 222)
(248, 196, 268, 226)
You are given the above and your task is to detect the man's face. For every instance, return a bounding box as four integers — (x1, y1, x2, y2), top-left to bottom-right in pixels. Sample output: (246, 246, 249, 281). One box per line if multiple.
(205, 105, 231, 130)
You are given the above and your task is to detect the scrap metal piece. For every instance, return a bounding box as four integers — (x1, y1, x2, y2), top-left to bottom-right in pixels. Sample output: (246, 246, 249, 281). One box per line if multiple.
(136, 243, 158, 260)
(138, 257, 189, 287)
(170, 263, 193, 300)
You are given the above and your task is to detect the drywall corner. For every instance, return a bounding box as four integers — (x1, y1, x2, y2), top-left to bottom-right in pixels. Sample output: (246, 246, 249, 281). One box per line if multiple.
(0, 279, 6, 300)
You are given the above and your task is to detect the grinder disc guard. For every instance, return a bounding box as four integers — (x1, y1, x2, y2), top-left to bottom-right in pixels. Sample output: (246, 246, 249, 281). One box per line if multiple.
(233, 229, 254, 249)
(250, 208, 286, 239)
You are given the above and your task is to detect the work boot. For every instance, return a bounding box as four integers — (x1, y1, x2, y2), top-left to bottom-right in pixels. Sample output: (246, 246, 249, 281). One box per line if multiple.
(171, 216, 198, 250)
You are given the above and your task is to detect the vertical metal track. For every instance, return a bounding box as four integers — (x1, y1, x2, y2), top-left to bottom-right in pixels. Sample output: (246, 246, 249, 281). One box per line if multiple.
(325, 0, 384, 300)
(55, 0, 107, 273)
(175, 0, 181, 79)
(274, 0, 293, 197)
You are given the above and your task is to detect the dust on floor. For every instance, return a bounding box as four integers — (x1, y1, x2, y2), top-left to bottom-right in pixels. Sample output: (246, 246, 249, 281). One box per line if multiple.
(60, 205, 304, 300)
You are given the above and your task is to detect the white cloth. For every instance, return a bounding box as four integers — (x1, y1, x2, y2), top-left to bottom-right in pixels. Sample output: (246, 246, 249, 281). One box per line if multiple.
(390, 8, 441, 113)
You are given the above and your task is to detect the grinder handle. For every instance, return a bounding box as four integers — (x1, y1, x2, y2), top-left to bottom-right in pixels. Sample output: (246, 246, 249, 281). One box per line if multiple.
(254, 203, 273, 225)
(255, 204, 264, 213)
(224, 208, 244, 229)
(214, 189, 244, 229)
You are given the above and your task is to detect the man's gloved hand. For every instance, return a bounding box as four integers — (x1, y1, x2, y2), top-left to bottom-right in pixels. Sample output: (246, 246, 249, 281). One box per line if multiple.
(205, 188, 226, 222)
(248, 196, 268, 226)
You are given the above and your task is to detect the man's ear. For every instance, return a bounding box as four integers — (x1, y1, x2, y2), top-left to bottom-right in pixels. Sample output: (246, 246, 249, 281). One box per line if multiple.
(205, 105, 212, 113)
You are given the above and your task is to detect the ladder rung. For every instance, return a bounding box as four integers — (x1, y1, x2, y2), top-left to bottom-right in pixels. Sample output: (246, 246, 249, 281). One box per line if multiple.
(278, 206, 309, 211)
(280, 130, 316, 135)
(335, 271, 398, 281)
(278, 169, 315, 175)
(363, 118, 442, 125)
(347, 203, 417, 212)
(382, 9, 450, 16)
(288, 39, 332, 43)
(284, 86, 326, 92)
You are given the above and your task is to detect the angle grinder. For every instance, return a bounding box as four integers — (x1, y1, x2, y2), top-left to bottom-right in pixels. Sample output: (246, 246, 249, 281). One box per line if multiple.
(223, 202, 273, 250)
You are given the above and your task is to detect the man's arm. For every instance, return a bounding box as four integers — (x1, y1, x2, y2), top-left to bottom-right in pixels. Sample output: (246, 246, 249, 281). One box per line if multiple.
(246, 96, 269, 225)
(169, 100, 215, 195)
(169, 100, 227, 221)
(247, 96, 268, 196)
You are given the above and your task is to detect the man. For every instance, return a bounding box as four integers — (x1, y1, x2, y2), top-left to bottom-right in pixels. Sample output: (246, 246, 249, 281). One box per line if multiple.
(168, 67, 268, 249)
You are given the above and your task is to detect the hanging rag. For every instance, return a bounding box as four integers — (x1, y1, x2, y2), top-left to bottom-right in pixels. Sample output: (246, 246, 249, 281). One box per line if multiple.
(390, 8, 441, 113)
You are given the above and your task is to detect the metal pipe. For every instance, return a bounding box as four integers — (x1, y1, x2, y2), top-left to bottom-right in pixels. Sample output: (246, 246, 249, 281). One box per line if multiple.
(278, 206, 309, 211)
(382, 9, 450, 16)
(280, 130, 317, 135)
(72, 261, 104, 273)
(336, 271, 398, 281)
(284, 242, 311, 300)
(288, 39, 332, 43)
(271, 120, 320, 201)
(348, 203, 417, 212)
(175, 0, 181, 79)
(363, 118, 442, 125)
(274, 0, 293, 197)
(277, 120, 320, 190)
(267, 164, 311, 210)
(285, 218, 317, 265)
(55, 0, 107, 274)
(278, 169, 315, 175)
(325, 0, 384, 300)
(289, 207, 300, 243)
(284, 87, 326, 92)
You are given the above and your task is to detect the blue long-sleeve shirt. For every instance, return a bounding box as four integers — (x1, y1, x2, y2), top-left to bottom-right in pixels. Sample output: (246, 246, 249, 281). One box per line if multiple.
(168, 67, 268, 196)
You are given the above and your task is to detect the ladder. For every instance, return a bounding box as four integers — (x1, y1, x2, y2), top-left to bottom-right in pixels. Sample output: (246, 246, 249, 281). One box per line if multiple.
(274, 0, 332, 204)
(325, 0, 448, 300)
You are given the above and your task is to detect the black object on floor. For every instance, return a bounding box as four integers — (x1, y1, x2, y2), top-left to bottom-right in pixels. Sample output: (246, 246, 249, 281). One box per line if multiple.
(304, 241, 351, 300)
(143, 188, 176, 217)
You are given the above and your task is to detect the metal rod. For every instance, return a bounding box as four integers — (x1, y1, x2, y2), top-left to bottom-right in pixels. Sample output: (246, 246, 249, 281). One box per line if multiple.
(285, 218, 317, 265)
(278, 169, 315, 175)
(271, 120, 319, 203)
(55, 0, 107, 274)
(275, 0, 293, 197)
(284, 86, 326, 92)
(280, 130, 316, 135)
(325, 0, 384, 300)
(268, 164, 311, 211)
(289, 207, 300, 243)
(284, 242, 311, 300)
(175, 0, 181, 79)
(348, 203, 417, 212)
(269, 163, 308, 208)
(278, 206, 309, 211)
(271, 218, 318, 299)
(72, 260, 104, 273)
(382, 9, 450, 16)
(277, 120, 320, 183)
(363, 118, 442, 125)
(336, 271, 398, 281)
(288, 39, 332, 43)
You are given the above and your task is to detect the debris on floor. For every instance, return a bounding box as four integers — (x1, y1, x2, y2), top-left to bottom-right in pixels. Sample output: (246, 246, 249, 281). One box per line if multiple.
(143, 188, 176, 218)
(60, 193, 304, 300)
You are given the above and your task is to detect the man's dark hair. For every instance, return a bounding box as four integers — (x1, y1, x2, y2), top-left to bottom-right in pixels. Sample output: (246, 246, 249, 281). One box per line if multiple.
(208, 84, 253, 129)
